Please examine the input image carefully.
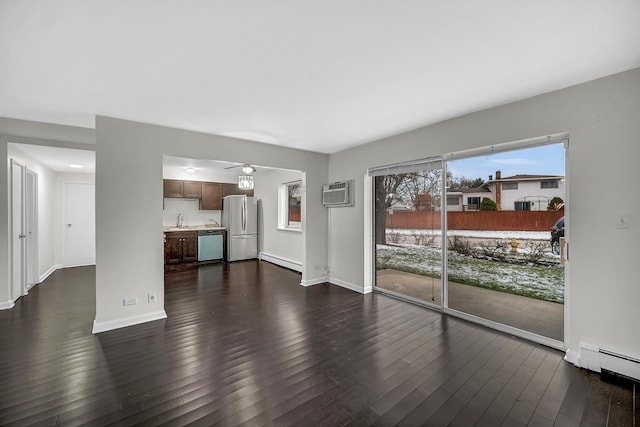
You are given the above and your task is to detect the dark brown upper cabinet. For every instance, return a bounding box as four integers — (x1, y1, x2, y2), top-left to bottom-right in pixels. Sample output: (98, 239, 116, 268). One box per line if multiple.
(164, 179, 252, 210)
(163, 179, 201, 199)
(163, 179, 184, 198)
(200, 182, 223, 210)
(182, 180, 202, 199)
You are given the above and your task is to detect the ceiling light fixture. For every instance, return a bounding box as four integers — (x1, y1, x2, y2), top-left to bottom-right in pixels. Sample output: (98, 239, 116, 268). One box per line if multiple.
(185, 167, 196, 173)
(241, 164, 256, 174)
(238, 175, 254, 190)
(69, 164, 84, 169)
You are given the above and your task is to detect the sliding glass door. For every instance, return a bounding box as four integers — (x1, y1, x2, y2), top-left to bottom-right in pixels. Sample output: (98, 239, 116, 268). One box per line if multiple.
(373, 160, 443, 307)
(445, 143, 566, 341)
(372, 140, 566, 344)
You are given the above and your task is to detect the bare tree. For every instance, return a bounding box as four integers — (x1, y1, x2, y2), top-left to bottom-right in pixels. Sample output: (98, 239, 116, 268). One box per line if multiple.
(396, 170, 442, 209)
(374, 170, 442, 245)
(374, 175, 405, 245)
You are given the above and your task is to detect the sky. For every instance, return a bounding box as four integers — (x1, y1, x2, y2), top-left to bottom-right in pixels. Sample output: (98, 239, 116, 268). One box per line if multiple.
(447, 143, 565, 181)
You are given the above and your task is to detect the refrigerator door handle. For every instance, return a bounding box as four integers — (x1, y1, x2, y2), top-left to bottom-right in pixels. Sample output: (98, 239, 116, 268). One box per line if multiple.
(242, 197, 247, 232)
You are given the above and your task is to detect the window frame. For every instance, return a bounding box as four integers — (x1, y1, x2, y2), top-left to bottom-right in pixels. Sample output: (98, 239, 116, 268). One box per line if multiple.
(278, 180, 302, 232)
(540, 179, 559, 189)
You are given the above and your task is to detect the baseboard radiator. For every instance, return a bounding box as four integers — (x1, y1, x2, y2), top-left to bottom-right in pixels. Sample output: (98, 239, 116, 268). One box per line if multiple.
(580, 342, 640, 381)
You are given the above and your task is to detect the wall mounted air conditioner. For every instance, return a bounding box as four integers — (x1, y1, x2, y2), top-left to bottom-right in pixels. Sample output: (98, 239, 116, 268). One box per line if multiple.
(322, 181, 353, 207)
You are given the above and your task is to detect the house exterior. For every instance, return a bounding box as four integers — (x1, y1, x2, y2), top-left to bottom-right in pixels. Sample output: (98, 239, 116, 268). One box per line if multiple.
(487, 171, 564, 211)
(445, 170, 564, 211)
(445, 187, 492, 211)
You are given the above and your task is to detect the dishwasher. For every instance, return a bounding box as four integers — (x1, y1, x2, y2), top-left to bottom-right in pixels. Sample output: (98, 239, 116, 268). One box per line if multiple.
(197, 229, 224, 262)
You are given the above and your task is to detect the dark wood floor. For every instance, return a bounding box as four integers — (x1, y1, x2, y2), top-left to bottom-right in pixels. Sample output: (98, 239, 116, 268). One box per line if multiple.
(0, 262, 637, 426)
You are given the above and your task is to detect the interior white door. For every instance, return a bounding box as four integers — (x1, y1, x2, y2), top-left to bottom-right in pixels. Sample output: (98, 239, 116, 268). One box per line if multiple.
(63, 182, 95, 267)
(11, 160, 26, 301)
(26, 169, 38, 288)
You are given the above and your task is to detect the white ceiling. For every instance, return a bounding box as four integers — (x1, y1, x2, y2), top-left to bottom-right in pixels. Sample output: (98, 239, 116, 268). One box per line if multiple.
(10, 143, 95, 173)
(1, 1, 639, 154)
(162, 155, 277, 177)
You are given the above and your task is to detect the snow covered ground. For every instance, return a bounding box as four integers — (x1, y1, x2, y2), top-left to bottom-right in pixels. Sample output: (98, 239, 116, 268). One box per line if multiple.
(377, 243, 564, 303)
(386, 228, 549, 240)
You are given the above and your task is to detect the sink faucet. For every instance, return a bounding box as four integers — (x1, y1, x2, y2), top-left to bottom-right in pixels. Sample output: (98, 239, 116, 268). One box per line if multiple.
(177, 213, 184, 228)
(209, 219, 220, 227)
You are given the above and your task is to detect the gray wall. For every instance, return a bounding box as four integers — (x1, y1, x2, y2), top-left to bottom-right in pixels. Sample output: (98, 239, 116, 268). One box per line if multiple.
(93, 117, 328, 331)
(327, 67, 640, 366)
(254, 168, 304, 269)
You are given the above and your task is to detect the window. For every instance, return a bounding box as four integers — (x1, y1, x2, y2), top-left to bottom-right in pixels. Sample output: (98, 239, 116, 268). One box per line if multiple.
(446, 196, 459, 205)
(541, 180, 558, 189)
(514, 201, 531, 211)
(502, 182, 518, 190)
(279, 181, 302, 231)
(467, 196, 481, 210)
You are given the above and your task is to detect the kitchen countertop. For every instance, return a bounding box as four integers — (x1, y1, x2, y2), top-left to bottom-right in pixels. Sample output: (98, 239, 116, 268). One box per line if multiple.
(163, 225, 226, 232)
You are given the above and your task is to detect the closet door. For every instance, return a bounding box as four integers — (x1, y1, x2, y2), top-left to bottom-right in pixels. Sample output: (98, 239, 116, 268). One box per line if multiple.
(11, 160, 26, 301)
(26, 169, 38, 289)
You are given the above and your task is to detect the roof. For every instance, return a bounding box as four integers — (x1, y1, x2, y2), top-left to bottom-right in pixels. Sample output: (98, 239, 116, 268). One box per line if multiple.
(448, 187, 491, 194)
(483, 175, 564, 185)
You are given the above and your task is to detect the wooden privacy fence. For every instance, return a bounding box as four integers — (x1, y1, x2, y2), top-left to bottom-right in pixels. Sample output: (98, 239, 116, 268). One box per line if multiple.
(386, 210, 564, 231)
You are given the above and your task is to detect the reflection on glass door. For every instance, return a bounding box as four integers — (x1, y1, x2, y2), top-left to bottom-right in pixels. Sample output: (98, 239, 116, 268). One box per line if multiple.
(373, 161, 443, 306)
(445, 143, 566, 341)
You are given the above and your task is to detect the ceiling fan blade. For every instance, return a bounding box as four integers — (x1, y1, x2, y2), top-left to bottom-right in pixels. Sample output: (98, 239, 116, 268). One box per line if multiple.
(224, 164, 241, 170)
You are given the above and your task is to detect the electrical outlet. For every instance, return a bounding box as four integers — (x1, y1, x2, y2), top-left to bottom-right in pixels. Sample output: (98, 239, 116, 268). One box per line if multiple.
(148, 293, 157, 303)
(123, 297, 137, 306)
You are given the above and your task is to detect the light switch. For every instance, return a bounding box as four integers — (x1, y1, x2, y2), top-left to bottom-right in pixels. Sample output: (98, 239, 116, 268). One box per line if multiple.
(616, 215, 630, 229)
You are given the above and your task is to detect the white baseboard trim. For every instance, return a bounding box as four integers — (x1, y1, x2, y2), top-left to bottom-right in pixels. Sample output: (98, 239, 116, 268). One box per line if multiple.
(64, 262, 95, 269)
(566, 343, 640, 381)
(300, 277, 327, 287)
(564, 348, 580, 366)
(92, 310, 167, 334)
(39, 264, 61, 283)
(0, 300, 15, 310)
(329, 277, 367, 294)
(259, 252, 302, 273)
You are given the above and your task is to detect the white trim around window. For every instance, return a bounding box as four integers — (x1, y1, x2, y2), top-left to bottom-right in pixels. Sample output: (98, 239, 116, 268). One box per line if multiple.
(278, 180, 302, 232)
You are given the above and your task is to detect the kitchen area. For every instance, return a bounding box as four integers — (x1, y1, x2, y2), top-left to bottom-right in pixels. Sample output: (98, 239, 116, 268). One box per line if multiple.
(163, 157, 257, 270)
(163, 155, 305, 274)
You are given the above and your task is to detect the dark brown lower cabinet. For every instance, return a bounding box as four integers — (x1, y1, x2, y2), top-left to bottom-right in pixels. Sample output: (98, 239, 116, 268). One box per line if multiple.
(164, 231, 198, 266)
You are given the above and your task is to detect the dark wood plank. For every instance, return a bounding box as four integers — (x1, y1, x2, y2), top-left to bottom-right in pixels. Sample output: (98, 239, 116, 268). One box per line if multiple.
(0, 262, 636, 426)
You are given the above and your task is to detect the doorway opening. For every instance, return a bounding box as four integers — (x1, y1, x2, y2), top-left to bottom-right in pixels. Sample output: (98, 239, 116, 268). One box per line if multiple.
(7, 143, 96, 307)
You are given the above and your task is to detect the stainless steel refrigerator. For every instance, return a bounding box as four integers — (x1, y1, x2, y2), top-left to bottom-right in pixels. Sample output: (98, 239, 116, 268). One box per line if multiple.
(222, 195, 258, 261)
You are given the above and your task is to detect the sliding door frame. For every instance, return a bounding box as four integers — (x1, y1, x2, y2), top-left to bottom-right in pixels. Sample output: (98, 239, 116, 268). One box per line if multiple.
(367, 133, 569, 351)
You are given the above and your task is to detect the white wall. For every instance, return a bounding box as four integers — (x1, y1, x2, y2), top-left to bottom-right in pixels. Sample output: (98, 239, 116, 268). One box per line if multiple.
(327, 67, 640, 368)
(254, 168, 304, 270)
(93, 116, 328, 332)
(163, 198, 221, 228)
(163, 167, 241, 183)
